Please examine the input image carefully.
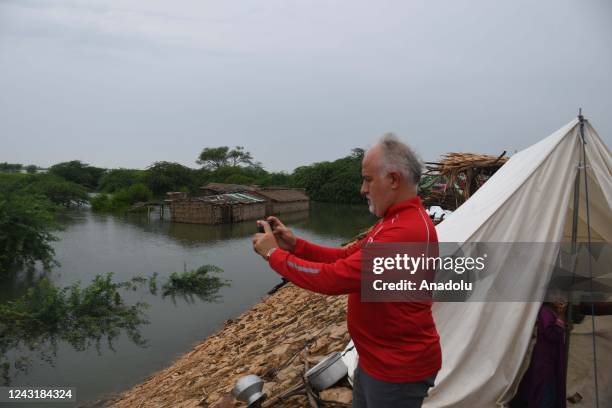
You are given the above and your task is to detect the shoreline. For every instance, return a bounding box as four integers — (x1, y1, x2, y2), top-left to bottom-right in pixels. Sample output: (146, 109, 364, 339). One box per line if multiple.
(106, 282, 351, 407)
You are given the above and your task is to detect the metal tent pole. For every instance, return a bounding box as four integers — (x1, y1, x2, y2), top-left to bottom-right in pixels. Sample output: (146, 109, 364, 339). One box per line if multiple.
(578, 111, 600, 407)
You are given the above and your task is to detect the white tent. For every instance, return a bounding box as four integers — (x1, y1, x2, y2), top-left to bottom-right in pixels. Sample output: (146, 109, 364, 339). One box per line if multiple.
(426, 118, 611, 407)
(343, 118, 612, 406)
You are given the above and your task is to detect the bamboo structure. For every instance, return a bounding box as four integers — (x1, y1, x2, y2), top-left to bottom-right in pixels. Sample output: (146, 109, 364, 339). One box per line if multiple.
(421, 151, 508, 210)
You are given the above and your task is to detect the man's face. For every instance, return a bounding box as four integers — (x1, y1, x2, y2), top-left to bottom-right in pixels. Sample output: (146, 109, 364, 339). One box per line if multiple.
(360, 147, 394, 217)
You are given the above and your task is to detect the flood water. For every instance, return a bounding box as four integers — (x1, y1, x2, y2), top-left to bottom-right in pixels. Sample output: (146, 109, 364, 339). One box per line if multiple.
(1, 202, 375, 407)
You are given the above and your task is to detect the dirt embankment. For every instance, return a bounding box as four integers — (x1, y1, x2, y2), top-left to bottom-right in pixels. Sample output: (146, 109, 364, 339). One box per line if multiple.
(108, 283, 352, 407)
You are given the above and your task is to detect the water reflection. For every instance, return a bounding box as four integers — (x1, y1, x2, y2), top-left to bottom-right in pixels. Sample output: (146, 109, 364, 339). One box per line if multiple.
(290, 202, 376, 240)
(0, 202, 374, 402)
(1, 274, 149, 385)
(116, 203, 374, 247)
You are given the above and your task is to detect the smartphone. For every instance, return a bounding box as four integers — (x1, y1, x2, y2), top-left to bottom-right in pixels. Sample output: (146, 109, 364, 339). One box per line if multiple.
(257, 223, 264, 233)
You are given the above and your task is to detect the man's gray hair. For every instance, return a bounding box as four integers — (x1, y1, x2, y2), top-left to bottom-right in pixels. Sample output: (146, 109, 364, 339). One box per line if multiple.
(376, 133, 423, 185)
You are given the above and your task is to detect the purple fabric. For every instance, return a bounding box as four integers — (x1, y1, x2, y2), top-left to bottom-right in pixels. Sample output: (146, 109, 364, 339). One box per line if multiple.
(514, 304, 567, 408)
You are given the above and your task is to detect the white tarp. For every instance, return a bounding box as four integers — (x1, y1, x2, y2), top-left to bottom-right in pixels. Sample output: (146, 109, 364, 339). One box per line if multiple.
(344, 118, 612, 406)
(425, 119, 612, 407)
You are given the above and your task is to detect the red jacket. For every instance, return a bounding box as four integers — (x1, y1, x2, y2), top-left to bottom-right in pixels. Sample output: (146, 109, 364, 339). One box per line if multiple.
(268, 196, 441, 382)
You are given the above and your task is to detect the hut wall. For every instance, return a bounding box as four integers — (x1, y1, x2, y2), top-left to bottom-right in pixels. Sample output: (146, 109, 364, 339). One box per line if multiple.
(170, 200, 221, 224)
(270, 200, 309, 215)
(231, 203, 266, 222)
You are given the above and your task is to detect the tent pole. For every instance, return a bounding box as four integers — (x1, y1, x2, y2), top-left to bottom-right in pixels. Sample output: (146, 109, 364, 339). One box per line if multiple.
(566, 110, 599, 407)
(578, 112, 600, 407)
(564, 115, 581, 399)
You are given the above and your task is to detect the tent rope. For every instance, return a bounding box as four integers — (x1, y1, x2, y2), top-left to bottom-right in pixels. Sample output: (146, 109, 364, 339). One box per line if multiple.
(578, 112, 600, 408)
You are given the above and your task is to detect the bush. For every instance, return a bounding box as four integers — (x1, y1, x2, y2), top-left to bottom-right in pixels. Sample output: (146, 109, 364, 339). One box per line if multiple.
(90, 184, 153, 212)
(98, 169, 145, 193)
(162, 265, 229, 304)
(0, 273, 149, 384)
(23, 174, 88, 207)
(0, 192, 59, 275)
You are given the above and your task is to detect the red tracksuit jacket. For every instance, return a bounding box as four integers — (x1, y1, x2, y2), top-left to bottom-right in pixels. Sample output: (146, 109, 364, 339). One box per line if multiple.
(268, 196, 441, 382)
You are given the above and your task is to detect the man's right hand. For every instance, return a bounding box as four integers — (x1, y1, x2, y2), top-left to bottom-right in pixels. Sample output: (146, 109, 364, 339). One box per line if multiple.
(266, 216, 297, 252)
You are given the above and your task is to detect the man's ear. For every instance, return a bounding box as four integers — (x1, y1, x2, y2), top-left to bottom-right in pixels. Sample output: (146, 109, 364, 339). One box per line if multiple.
(389, 172, 401, 189)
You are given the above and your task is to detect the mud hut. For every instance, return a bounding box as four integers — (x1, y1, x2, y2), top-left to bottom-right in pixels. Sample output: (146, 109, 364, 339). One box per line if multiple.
(200, 183, 255, 196)
(251, 188, 309, 215)
(170, 193, 266, 224)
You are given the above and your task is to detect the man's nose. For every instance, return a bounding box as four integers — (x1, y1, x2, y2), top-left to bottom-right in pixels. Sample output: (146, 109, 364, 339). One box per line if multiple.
(360, 182, 367, 195)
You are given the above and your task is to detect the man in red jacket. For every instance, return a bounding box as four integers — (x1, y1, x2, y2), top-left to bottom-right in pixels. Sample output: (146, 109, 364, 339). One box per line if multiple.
(253, 134, 441, 407)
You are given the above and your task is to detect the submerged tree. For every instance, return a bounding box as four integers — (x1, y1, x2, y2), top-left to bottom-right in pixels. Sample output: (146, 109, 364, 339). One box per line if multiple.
(161, 265, 230, 305)
(0, 273, 149, 385)
(0, 192, 59, 275)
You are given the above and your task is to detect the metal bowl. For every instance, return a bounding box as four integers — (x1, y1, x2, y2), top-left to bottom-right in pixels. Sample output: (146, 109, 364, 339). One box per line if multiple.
(232, 374, 266, 406)
(306, 352, 348, 391)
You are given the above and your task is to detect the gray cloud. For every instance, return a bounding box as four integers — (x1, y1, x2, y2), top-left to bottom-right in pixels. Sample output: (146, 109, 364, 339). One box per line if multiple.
(0, 0, 610, 171)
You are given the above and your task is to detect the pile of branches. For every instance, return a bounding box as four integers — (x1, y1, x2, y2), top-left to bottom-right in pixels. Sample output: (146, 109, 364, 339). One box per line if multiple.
(420, 152, 508, 211)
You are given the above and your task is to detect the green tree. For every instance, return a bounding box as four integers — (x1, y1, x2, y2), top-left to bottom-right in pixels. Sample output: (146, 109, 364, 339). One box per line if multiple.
(143, 162, 196, 196)
(257, 172, 294, 187)
(23, 174, 88, 207)
(227, 146, 253, 167)
(98, 169, 144, 193)
(196, 147, 230, 169)
(48, 161, 106, 190)
(0, 163, 23, 173)
(0, 193, 58, 275)
(196, 146, 254, 170)
(292, 149, 365, 204)
(25, 165, 38, 174)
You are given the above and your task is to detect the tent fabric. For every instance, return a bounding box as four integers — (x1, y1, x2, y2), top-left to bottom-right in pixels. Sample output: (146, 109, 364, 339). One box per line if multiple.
(343, 118, 612, 406)
(425, 119, 611, 407)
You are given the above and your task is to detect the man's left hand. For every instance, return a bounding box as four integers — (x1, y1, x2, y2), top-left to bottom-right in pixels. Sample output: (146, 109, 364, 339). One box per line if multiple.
(252, 220, 278, 260)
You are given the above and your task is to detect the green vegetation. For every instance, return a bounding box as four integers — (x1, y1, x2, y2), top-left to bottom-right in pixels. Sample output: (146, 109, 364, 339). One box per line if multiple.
(98, 168, 145, 193)
(48, 160, 105, 190)
(0, 266, 227, 384)
(0, 273, 150, 384)
(0, 174, 69, 275)
(90, 183, 153, 212)
(143, 161, 197, 196)
(0, 192, 59, 275)
(24, 165, 38, 174)
(0, 145, 376, 274)
(162, 265, 230, 304)
(293, 148, 365, 204)
(197, 146, 253, 169)
(0, 162, 23, 173)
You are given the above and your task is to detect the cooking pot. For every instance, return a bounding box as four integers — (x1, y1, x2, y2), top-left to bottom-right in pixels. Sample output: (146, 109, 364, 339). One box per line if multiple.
(305, 352, 348, 391)
(232, 374, 266, 407)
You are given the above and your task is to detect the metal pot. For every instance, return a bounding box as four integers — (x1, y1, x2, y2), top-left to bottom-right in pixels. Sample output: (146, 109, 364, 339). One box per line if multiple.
(232, 374, 266, 407)
(306, 352, 348, 391)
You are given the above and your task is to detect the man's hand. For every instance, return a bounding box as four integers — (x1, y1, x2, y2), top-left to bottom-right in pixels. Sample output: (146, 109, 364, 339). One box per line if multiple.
(252, 220, 279, 260)
(266, 216, 297, 252)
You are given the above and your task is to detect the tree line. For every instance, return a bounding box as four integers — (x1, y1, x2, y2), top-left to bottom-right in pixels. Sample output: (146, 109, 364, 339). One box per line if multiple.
(2, 145, 370, 207)
(0, 145, 374, 275)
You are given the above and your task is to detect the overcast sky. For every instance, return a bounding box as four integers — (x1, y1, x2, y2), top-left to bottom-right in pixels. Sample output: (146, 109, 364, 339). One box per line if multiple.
(1, 0, 610, 172)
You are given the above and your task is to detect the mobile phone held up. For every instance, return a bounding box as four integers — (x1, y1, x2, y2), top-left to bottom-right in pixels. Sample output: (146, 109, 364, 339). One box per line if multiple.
(257, 223, 265, 233)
